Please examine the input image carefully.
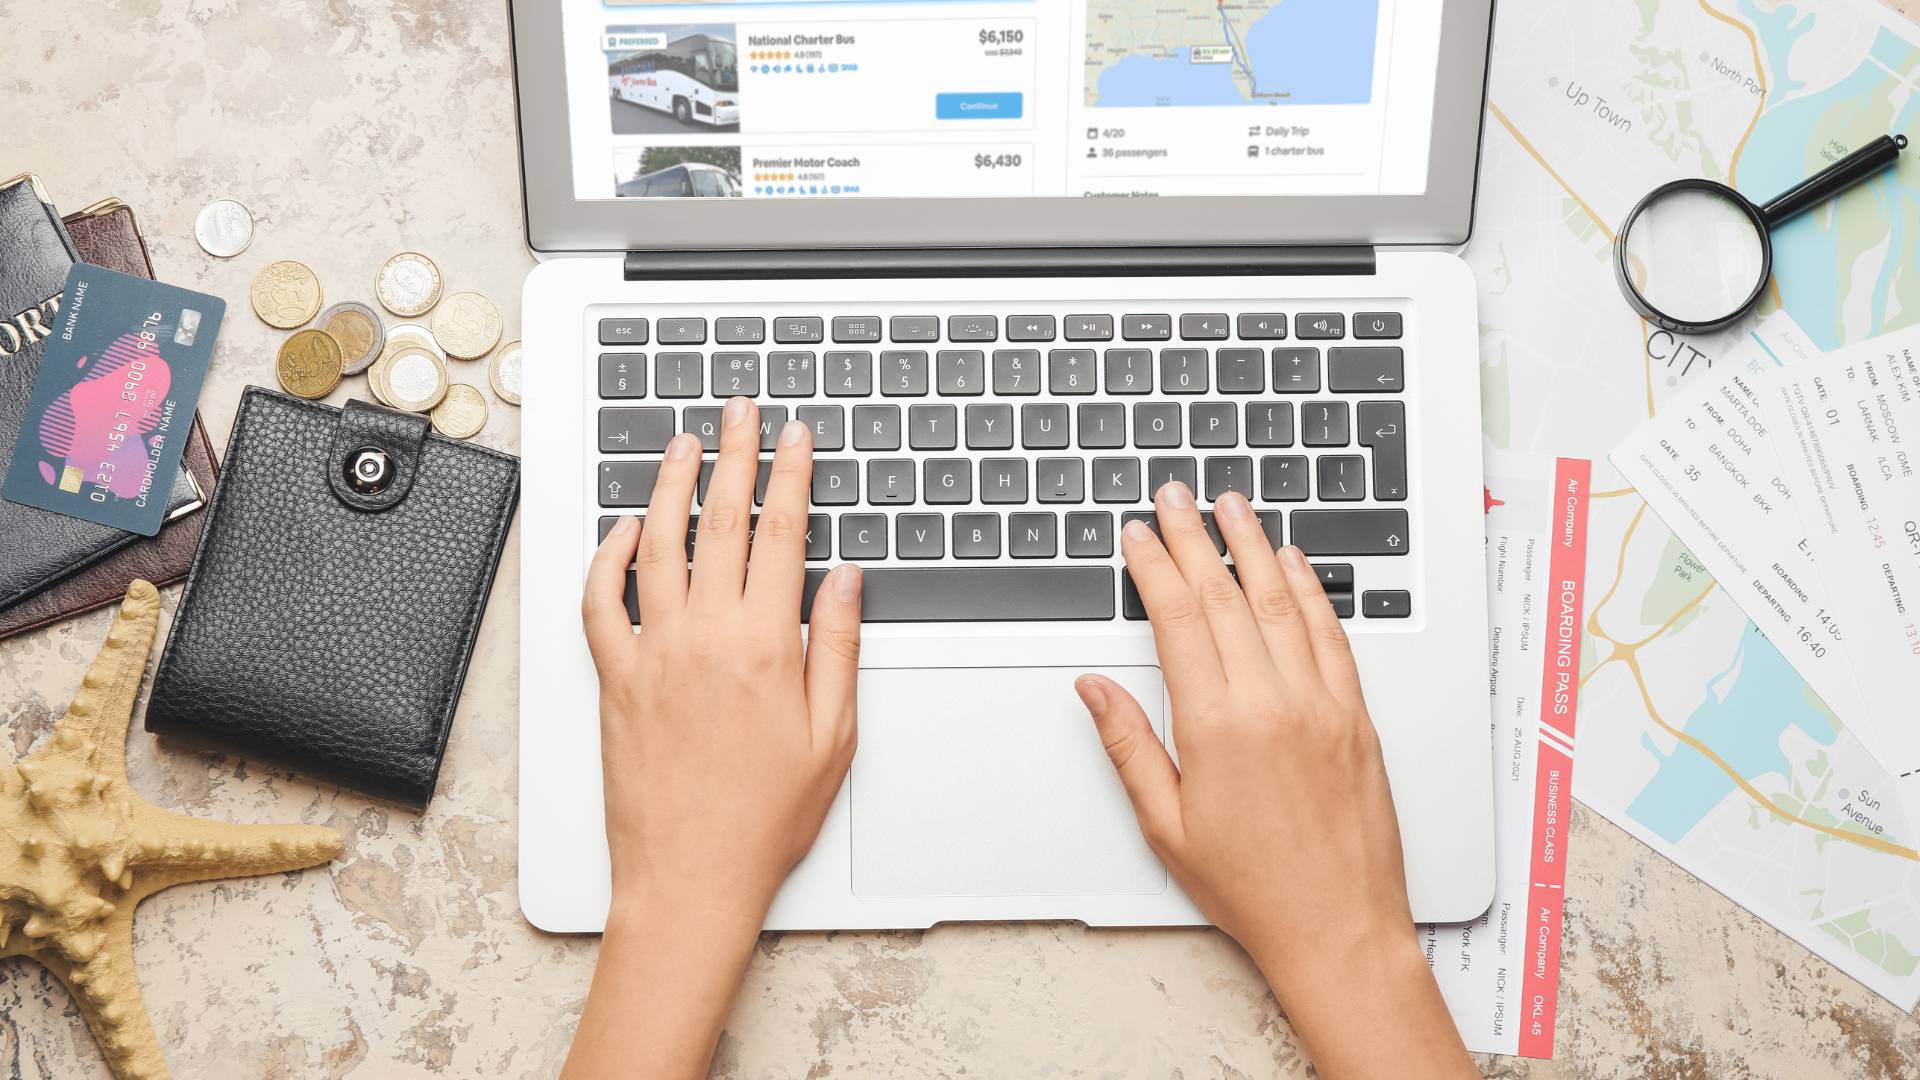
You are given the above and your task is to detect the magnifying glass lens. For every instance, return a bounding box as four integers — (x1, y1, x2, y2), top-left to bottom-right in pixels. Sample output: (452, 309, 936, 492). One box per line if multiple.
(1621, 186, 1767, 326)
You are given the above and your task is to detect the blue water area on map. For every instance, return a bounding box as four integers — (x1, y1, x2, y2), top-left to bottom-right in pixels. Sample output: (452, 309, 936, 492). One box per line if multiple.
(1739, 0, 1812, 97)
(1094, 0, 1378, 108)
(1626, 625, 1838, 844)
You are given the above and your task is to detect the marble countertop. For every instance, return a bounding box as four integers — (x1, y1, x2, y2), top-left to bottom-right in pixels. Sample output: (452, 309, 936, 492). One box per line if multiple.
(3, 1, 1917, 1076)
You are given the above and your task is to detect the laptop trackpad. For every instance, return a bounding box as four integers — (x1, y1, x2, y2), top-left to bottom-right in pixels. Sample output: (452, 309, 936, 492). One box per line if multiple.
(850, 665, 1168, 898)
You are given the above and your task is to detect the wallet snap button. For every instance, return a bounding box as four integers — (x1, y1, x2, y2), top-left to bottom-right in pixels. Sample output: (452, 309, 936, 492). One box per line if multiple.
(345, 447, 394, 494)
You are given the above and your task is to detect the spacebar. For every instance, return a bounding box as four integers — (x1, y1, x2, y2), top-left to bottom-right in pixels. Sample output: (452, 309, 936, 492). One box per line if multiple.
(800, 566, 1115, 623)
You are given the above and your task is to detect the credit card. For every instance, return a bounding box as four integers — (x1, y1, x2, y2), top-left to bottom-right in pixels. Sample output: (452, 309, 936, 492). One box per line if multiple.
(1, 264, 224, 535)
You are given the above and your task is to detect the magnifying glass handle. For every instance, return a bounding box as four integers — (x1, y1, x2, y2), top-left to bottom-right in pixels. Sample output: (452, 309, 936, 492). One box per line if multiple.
(1760, 133, 1907, 228)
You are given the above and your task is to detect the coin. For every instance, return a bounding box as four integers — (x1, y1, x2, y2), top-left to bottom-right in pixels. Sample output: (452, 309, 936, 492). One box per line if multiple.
(382, 322, 446, 363)
(430, 383, 489, 439)
(276, 329, 343, 399)
(375, 251, 442, 318)
(250, 260, 323, 329)
(366, 350, 396, 407)
(488, 340, 522, 406)
(194, 199, 254, 258)
(382, 346, 448, 412)
(317, 301, 385, 374)
(429, 291, 503, 360)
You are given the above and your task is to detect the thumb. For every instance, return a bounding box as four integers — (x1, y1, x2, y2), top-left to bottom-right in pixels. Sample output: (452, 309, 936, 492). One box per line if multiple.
(805, 564, 863, 755)
(1076, 674, 1182, 851)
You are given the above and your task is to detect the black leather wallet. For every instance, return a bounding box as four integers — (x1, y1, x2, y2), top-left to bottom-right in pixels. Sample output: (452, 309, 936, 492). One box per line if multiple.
(147, 388, 520, 807)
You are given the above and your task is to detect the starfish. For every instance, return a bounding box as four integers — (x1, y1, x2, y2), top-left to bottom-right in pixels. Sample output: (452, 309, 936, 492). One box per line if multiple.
(0, 581, 341, 1080)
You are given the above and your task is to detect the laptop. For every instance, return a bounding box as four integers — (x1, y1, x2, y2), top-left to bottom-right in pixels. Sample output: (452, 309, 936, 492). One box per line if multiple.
(510, 0, 1497, 932)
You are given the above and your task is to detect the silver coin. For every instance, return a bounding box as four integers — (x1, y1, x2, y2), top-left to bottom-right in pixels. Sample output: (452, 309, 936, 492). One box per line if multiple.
(489, 341, 522, 406)
(384, 322, 446, 362)
(317, 301, 385, 375)
(194, 199, 254, 258)
(386, 348, 448, 412)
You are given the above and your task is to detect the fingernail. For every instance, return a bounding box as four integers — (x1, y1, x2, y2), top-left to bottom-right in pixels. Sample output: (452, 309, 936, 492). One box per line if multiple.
(1159, 481, 1194, 509)
(835, 563, 863, 599)
(1281, 545, 1308, 570)
(666, 433, 696, 460)
(723, 396, 753, 429)
(1123, 519, 1154, 542)
(1214, 491, 1250, 520)
(616, 515, 640, 535)
(1074, 677, 1107, 716)
(779, 419, 807, 447)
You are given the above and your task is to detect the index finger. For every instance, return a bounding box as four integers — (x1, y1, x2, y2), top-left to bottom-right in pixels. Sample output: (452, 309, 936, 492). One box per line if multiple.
(746, 419, 814, 615)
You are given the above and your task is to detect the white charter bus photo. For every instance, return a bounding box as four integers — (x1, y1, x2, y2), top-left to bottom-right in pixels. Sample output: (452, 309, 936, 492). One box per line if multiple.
(608, 31, 740, 132)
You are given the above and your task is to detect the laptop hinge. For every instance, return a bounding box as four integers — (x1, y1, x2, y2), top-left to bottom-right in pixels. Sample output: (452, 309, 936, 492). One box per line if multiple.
(623, 245, 1376, 281)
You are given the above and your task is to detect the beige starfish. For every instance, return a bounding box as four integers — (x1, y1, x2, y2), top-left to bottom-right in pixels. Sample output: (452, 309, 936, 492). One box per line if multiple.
(0, 581, 341, 1080)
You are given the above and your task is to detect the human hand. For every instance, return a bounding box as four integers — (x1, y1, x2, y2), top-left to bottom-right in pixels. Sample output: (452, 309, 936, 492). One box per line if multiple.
(582, 396, 863, 923)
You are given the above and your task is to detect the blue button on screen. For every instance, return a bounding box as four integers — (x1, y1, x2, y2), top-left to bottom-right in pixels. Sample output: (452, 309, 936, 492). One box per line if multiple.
(935, 92, 1024, 120)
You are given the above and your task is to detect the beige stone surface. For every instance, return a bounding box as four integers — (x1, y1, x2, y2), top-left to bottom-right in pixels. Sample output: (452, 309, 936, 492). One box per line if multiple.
(1, 1, 1917, 1077)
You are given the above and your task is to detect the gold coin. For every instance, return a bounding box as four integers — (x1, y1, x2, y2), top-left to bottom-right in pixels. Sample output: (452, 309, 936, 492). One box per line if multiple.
(430, 383, 489, 439)
(488, 340, 522, 406)
(374, 251, 443, 318)
(250, 260, 323, 329)
(276, 329, 343, 399)
(382, 345, 448, 412)
(366, 349, 395, 406)
(430, 291, 503, 360)
(319, 301, 385, 374)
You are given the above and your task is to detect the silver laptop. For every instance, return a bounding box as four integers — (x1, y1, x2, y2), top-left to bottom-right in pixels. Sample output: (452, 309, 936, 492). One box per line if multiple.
(511, 0, 1498, 932)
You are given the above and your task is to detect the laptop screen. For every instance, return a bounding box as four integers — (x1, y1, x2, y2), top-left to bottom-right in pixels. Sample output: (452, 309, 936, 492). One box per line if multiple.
(558, 1, 1445, 204)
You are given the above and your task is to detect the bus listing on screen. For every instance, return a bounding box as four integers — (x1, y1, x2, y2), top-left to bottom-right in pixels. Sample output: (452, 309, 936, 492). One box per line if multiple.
(606, 29, 740, 129)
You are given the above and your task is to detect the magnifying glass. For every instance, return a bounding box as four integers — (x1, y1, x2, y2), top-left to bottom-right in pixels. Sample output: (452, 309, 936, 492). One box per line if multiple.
(1614, 133, 1908, 334)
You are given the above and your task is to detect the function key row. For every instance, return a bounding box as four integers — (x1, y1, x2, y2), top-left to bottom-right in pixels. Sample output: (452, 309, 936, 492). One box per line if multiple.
(597, 311, 1404, 348)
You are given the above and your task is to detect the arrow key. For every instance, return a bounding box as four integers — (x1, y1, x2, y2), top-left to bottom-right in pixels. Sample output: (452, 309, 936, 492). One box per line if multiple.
(1362, 590, 1412, 618)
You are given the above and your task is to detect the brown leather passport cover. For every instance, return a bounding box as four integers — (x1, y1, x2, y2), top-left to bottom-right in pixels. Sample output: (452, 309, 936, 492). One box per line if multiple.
(0, 200, 222, 640)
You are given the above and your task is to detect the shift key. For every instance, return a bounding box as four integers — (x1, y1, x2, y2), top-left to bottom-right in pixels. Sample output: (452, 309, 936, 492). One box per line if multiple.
(1289, 508, 1409, 555)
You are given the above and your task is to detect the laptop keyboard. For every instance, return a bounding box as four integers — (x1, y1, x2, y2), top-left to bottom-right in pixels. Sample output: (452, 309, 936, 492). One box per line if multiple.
(592, 307, 1414, 624)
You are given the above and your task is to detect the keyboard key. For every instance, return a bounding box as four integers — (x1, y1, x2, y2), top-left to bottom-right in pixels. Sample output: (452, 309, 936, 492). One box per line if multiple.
(1133, 402, 1182, 448)
(948, 314, 998, 342)
(1077, 402, 1127, 449)
(693, 459, 774, 505)
(824, 350, 874, 396)
(953, 513, 1002, 558)
(924, 458, 972, 504)
(1122, 314, 1171, 341)
(1006, 315, 1057, 342)
(1302, 401, 1350, 446)
(853, 404, 902, 450)
(889, 315, 940, 342)
(1313, 563, 1355, 593)
(879, 350, 928, 396)
(599, 461, 659, 507)
(1353, 312, 1403, 339)
(597, 515, 627, 543)
(1065, 511, 1114, 557)
(966, 403, 1014, 449)
(1103, 349, 1153, 394)
(1216, 348, 1265, 393)
(1236, 313, 1286, 340)
(714, 316, 764, 344)
(1048, 349, 1097, 394)
(992, 349, 1042, 395)
(599, 353, 647, 398)
(1021, 403, 1070, 449)
(799, 566, 1115, 622)
(812, 459, 859, 505)
(797, 404, 845, 450)
(768, 351, 816, 397)
(656, 317, 706, 345)
(897, 513, 945, 559)
(683, 406, 722, 449)
(1260, 456, 1310, 501)
(1204, 456, 1255, 500)
(1246, 402, 1293, 447)
(937, 350, 986, 395)
(1363, 590, 1412, 618)
(909, 404, 958, 450)
(598, 318, 648, 346)
(805, 513, 832, 560)
(1255, 510, 1284, 548)
(1008, 513, 1057, 558)
(1359, 400, 1408, 501)
(1035, 457, 1085, 503)
(1273, 348, 1320, 393)
(1160, 348, 1208, 393)
(1064, 314, 1114, 341)
(1092, 457, 1142, 503)
(840, 514, 888, 559)
(655, 352, 702, 398)
(1179, 313, 1229, 340)
(599, 407, 673, 453)
(868, 458, 916, 504)
(1190, 402, 1237, 448)
(1147, 457, 1197, 500)
(1331, 593, 1356, 619)
(712, 351, 761, 397)
(1329, 347, 1405, 392)
(1296, 313, 1345, 339)
(1317, 455, 1366, 500)
(831, 315, 882, 343)
(980, 458, 1029, 503)
(754, 406, 788, 451)
(774, 316, 824, 344)
(1121, 570, 1147, 620)
(1290, 508, 1409, 555)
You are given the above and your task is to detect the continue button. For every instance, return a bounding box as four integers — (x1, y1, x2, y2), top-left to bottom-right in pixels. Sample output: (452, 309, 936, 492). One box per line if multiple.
(935, 92, 1023, 120)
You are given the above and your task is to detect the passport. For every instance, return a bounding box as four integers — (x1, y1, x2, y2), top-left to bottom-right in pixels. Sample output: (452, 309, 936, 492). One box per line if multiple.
(2, 264, 223, 535)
